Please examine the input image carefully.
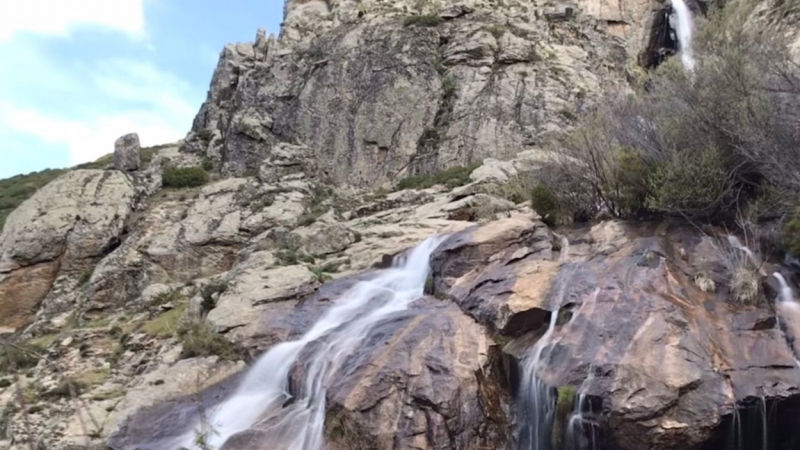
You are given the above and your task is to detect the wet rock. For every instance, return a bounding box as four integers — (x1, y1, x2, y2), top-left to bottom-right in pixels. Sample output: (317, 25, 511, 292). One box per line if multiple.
(431, 217, 556, 335)
(322, 297, 505, 450)
(434, 220, 800, 450)
(114, 133, 141, 171)
(107, 357, 244, 450)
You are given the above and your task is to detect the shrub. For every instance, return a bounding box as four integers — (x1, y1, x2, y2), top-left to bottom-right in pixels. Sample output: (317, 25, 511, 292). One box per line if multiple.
(151, 289, 184, 307)
(442, 74, 456, 96)
(784, 208, 800, 257)
(77, 268, 93, 287)
(713, 237, 764, 305)
(178, 321, 242, 361)
(403, 14, 442, 27)
(200, 283, 228, 313)
(541, 2, 800, 222)
(142, 304, 187, 336)
(531, 184, 560, 226)
(397, 164, 480, 191)
(0, 343, 44, 373)
(162, 166, 209, 189)
(646, 148, 731, 217)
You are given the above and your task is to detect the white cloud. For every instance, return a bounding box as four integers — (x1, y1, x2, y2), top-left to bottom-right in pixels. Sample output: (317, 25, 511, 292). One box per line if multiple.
(0, 0, 146, 41)
(0, 55, 199, 165)
(0, 102, 187, 164)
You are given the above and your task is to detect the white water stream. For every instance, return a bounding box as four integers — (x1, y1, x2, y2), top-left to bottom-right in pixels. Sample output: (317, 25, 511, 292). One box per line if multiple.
(172, 236, 446, 450)
(517, 309, 560, 450)
(672, 0, 696, 71)
(773, 273, 800, 364)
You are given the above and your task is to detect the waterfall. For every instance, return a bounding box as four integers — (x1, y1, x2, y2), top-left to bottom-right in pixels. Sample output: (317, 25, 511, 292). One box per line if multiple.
(517, 309, 560, 450)
(773, 273, 800, 364)
(671, 0, 696, 71)
(564, 372, 598, 450)
(171, 236, 446, 450)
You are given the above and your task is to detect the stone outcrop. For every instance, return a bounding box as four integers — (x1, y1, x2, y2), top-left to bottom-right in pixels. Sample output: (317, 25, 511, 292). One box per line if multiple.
(181, 0, 629, 187)
(113, 133, 141, 172)
(0, 170, 136, 330)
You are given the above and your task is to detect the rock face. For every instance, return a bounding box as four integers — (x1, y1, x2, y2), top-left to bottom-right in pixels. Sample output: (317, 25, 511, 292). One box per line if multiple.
(431, 219, 800, 450)
(181, 0, 629, 186)
(114, 133, 141, 172)
(0, 170, 136, 329)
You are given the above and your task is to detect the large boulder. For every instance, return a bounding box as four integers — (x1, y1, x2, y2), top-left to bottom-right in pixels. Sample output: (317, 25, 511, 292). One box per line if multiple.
(323, 297, 505, 450)
(114, 133, 141, 172)
(0, 170, 136, 329)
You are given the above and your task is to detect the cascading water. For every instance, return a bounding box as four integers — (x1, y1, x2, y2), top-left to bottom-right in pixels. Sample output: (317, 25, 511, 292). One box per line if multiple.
(517, 309, 560, 450)
(773, 273, 800, 363)
(169, 236, 446, 450)
(564, 372, 598, 450)
(671, 0, 696, 71)
(517, 267, 577, 450)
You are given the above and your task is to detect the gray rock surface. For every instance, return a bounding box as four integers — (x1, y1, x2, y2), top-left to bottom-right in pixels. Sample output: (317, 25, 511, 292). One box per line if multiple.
(180, 1, 629, 187)
(0, 170, 136, 329)
(114, 133, 141, 171)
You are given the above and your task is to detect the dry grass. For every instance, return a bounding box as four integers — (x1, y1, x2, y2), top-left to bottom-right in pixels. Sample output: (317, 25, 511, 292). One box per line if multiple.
(712, 233, 765, 305)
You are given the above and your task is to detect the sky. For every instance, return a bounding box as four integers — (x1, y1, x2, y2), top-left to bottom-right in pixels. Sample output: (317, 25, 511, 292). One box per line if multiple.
(0, 0, 284, 179)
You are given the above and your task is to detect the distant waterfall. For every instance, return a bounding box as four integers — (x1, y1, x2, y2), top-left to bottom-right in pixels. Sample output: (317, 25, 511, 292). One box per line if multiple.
(169, 236, 446, 450)
(672, 0, 696, 70)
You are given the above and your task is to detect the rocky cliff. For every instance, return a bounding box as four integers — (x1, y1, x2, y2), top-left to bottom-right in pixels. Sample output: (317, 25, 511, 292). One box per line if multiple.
(1, 0, 800, 450)
(182, 0, 639, 186)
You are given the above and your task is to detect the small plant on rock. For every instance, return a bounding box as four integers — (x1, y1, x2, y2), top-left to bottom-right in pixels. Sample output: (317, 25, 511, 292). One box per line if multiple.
(403, 14, 443, 27)
(177, 321, 243, 361)
(162, 166, 210, 189)
(531, 184, 560, 226)
(783, 207, 800, 258)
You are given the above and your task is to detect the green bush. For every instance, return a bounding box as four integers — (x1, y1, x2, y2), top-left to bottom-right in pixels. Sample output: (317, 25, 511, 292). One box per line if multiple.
(151, 289, 185, 306)
(397, 164, 479, 191)
(403, 14, 443, 27)
(200, 283, 228, 313)
(540, 1, 800, 223)
(784, 207, 800, 257)
(442, 74, 456, 96)
(531, 184, 560, 226)
(0, 343, 44, 374)
(162, 166, 209, 189)
(646, 148, 730, 216)
(178, 321, 243, 361)
(610, 147, 649, 215)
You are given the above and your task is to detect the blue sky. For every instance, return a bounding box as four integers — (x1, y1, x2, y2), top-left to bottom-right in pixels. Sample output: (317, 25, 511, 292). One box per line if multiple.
(0, 0, 283, 179)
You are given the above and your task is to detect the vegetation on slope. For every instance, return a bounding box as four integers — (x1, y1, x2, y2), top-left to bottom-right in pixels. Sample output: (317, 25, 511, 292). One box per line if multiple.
(534, 1, 800, 228)
(0, 144, 173, 232)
